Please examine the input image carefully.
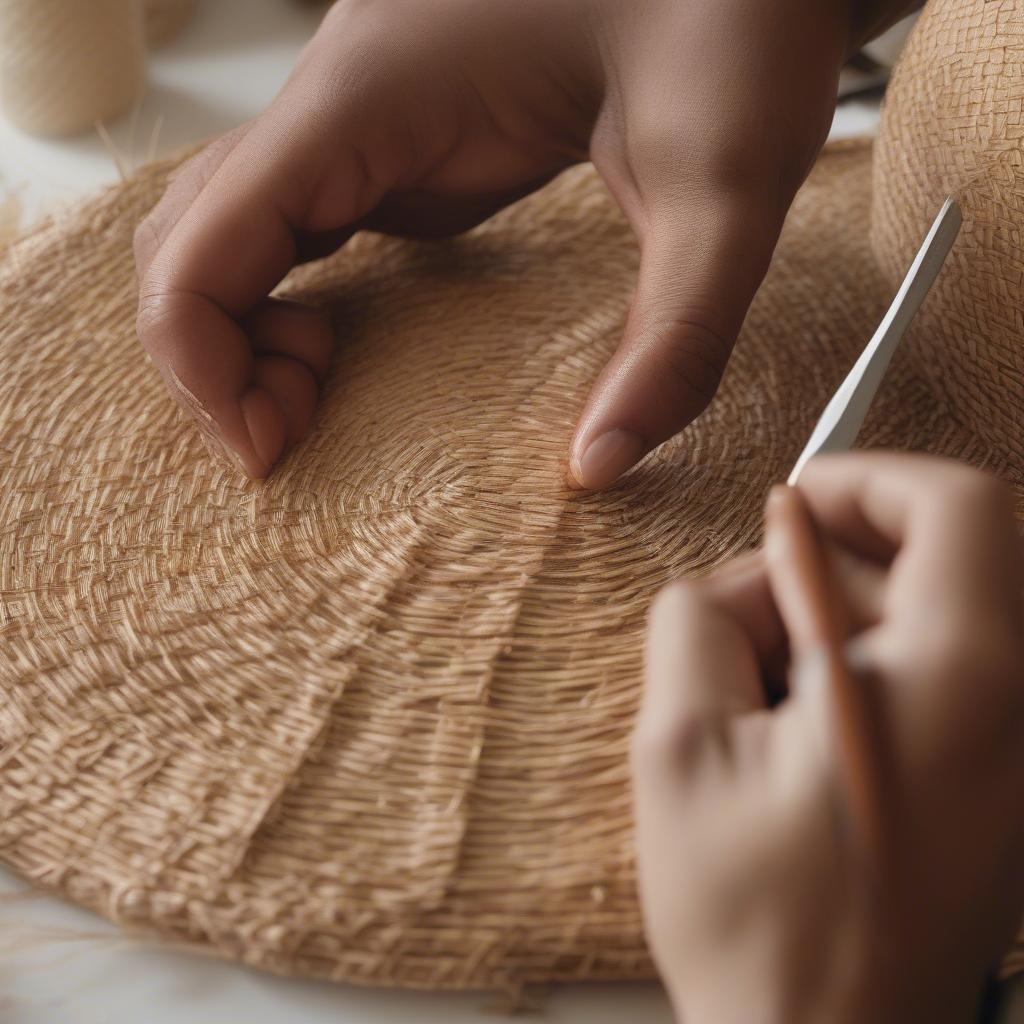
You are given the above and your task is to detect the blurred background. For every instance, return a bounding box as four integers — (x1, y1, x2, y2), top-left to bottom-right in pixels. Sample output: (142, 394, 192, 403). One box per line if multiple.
(0, 0, 915, 235)
(0, 0, 332, 230)
(0, 2, 916, 1021)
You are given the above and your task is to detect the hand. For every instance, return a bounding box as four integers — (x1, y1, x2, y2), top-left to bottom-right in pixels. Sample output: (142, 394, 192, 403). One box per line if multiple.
(632, 454, 1024, 1024)
(135, 0, 877, 484)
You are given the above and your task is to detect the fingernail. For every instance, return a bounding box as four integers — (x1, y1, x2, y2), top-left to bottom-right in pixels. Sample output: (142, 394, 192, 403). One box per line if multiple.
(241, 387, 282, 479)
(570, 429, 646, 490)
(169, 368, 249, 475)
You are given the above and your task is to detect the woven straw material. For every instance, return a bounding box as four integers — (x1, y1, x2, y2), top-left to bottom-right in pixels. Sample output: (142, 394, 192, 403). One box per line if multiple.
(0, 0, 1022, 993)
(872, 0, 1024, 470)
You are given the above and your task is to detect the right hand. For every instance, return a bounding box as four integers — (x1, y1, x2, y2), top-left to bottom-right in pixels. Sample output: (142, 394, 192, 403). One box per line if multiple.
(633, 454, 1024, 1023)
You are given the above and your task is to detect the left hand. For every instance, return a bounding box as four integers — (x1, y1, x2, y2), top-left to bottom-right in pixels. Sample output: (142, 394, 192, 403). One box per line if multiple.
(134, 0, 861, 485)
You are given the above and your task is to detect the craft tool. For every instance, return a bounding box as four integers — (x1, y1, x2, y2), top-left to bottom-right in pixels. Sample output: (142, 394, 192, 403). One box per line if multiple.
(789, 196, 963, 486)
(784, 196, 962, 863)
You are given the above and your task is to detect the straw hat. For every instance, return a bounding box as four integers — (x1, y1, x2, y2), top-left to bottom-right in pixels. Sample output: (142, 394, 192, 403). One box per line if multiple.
(0, 0, 1021, 993)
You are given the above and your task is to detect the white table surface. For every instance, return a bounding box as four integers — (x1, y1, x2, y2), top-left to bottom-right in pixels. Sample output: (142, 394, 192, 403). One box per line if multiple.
(0, 2, 885, 1021)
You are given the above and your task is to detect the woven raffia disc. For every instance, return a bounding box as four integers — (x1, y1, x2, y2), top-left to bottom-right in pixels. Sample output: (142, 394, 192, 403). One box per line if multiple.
(0, 0, 1022, 992)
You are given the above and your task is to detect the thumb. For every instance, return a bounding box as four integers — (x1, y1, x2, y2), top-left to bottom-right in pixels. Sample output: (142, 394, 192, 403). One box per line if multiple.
(634, 579, 768, 790)
(569, 190, 782, 490)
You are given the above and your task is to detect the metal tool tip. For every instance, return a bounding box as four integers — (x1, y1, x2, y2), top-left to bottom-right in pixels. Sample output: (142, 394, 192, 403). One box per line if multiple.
(940, 195, 963, 226)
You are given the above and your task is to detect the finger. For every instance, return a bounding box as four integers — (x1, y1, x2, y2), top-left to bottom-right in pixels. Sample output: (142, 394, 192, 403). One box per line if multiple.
(697, 550, 792, 701)
(764, 485, 843, 660)
(252, 355, 319, 448)
(245, 299, 331, 446)
(707, 545, 884, 657)
(246, 299, 334, 385)
(136, 128, 354, 290)
(697, 550, 787, 669)
(798, 454, 1024, 626)
(764, 485, 846, 745)
(568, 185, 781, 490)
(635, 576, 770, 785)
(764, 485, 853, 738)
(639, 540, 882, 766)
(136, 99, 392, 478)
(830, 546, 886, 632)
(764, 485, 892, 854)
(134, 125, 250, 283)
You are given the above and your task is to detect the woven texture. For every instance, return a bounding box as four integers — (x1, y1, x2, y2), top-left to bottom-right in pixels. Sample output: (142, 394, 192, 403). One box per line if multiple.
(0, 0, 1021, 993)
(873, 0, 1024, 470)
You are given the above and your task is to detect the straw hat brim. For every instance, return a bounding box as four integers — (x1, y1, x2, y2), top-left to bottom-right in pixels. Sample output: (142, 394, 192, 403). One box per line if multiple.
(0, 137, 1020, 991)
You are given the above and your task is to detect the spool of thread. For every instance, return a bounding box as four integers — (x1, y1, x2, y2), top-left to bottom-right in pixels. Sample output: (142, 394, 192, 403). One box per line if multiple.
(144, 0, 198, 47)
(0, 0, 146, 137)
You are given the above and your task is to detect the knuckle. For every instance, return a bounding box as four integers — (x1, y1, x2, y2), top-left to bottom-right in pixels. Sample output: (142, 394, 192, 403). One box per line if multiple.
(132, 216, 162, 267)
(631, 713, 705, 781)
(135, 289, 180, 347)
(165, 148, 207, 188)
(650, 579, 708, 626)
(650, 316, 730, 408)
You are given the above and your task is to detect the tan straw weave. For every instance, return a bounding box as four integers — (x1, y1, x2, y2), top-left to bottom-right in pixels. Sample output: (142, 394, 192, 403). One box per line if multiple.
(0, 0, 1022, 992)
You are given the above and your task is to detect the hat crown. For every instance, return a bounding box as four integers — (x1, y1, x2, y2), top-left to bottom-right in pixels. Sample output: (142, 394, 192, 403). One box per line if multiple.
(872, 0, 1024, 468)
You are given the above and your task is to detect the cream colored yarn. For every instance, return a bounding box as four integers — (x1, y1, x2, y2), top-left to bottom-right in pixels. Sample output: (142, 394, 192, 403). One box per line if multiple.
(0, 0, 1021, 995)
(0, 0, 146, 137)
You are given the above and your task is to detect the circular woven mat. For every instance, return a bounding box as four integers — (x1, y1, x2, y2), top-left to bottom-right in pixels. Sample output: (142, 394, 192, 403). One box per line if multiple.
(0, 0, 1022, 992)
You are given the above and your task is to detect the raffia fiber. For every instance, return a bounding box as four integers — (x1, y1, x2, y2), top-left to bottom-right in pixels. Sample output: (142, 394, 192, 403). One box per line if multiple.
(0, 0, 1022, 992)
(872, 0, 1024, 470)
